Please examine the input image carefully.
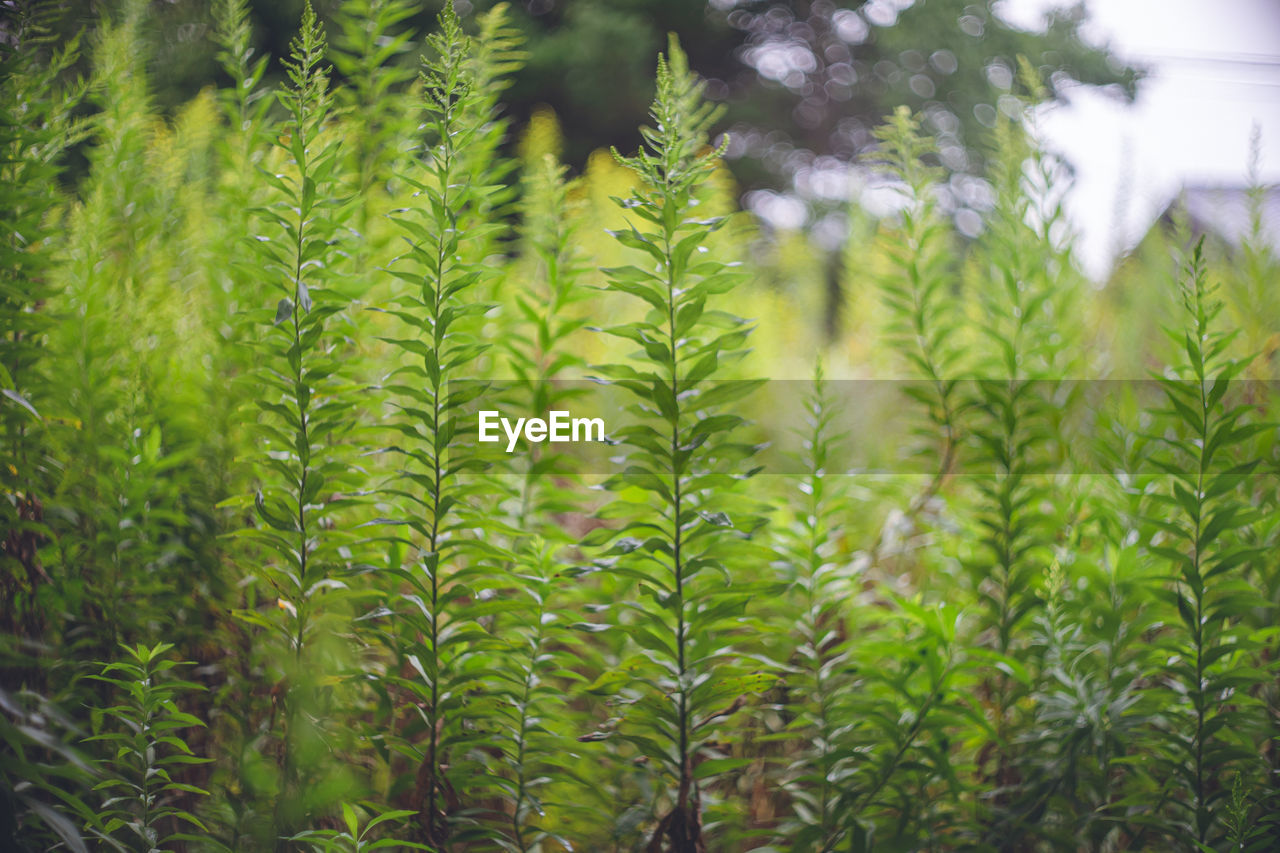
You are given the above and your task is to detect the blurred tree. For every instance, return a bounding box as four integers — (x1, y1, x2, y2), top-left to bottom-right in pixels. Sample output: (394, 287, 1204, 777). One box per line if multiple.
(443, 0, 1139, 190)
(33, 0, 1139, 190)
(708, 0, 1139, 185)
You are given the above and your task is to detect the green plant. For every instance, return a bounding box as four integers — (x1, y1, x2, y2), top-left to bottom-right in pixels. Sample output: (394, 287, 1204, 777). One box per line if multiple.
(1013, 548, 1150, 848)
(289, 802, 430, 852)
(589, 36, 770, 851)
(960, 111, 1083, 847)
(373, 3, 507, 844)
(473, 129, 594, 852)
(869, 106, 964, 533)
(485, 540, 581, 851)
(85, 642, 211, 851)
(228, 2, 367, 839)
(837, 597, 969, 851)
(212, 0, 272, 162)
(40, 0, 221, 666)
(458, 3, 527, 276)
(764, 372, 966, 851)
(0, 671, 97, 852)
(330, 0, 419, 264)
(0, 0, 88, 645)
(1137, 241, 1270, 850)
(764, 368, 865, 851)
(766, 367, 854, 850)
(2, 5, 1277, 852)
(499, 145, 592, 530)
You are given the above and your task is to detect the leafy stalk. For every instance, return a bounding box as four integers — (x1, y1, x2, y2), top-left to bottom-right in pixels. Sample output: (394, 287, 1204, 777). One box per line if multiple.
(772, 367, 856, 851)
(869, 106, 964, 544)
(212, 0, 271, 166)
(85, 643, 211, 851)
(231, 3, 362, 841)
(0, 0, 88, 648)
(330, 0, 419, 258)
(502, 148, 591, 530)
(1142, 241, 1269, 850)
(963, 114, 1076, 847)
(478, 134, 592, 851)
(591, 37, 767, 852)
(487, 541, 578, 852)
(375, 4, 500, 844)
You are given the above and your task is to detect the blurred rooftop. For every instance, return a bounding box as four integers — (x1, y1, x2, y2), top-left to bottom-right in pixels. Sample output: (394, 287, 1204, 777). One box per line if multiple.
(1007, 0, 1280, 279)
(1163, 183, 1280, 250)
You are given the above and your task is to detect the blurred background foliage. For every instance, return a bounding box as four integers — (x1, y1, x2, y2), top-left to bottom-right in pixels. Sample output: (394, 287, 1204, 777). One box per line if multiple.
(30, 0, 1147, 342)
(37, 0, 1139, 190)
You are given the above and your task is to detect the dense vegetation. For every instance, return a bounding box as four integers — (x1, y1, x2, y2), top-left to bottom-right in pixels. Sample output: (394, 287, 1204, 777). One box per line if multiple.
(2, 2, 1277, 851)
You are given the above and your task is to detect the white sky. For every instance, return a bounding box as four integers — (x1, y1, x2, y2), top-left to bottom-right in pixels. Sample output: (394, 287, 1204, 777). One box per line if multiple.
(997, 0, 1280, 278)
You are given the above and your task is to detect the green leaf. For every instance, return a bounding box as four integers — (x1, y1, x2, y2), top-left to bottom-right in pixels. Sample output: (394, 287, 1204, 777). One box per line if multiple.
(1, 387, 40, 419)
